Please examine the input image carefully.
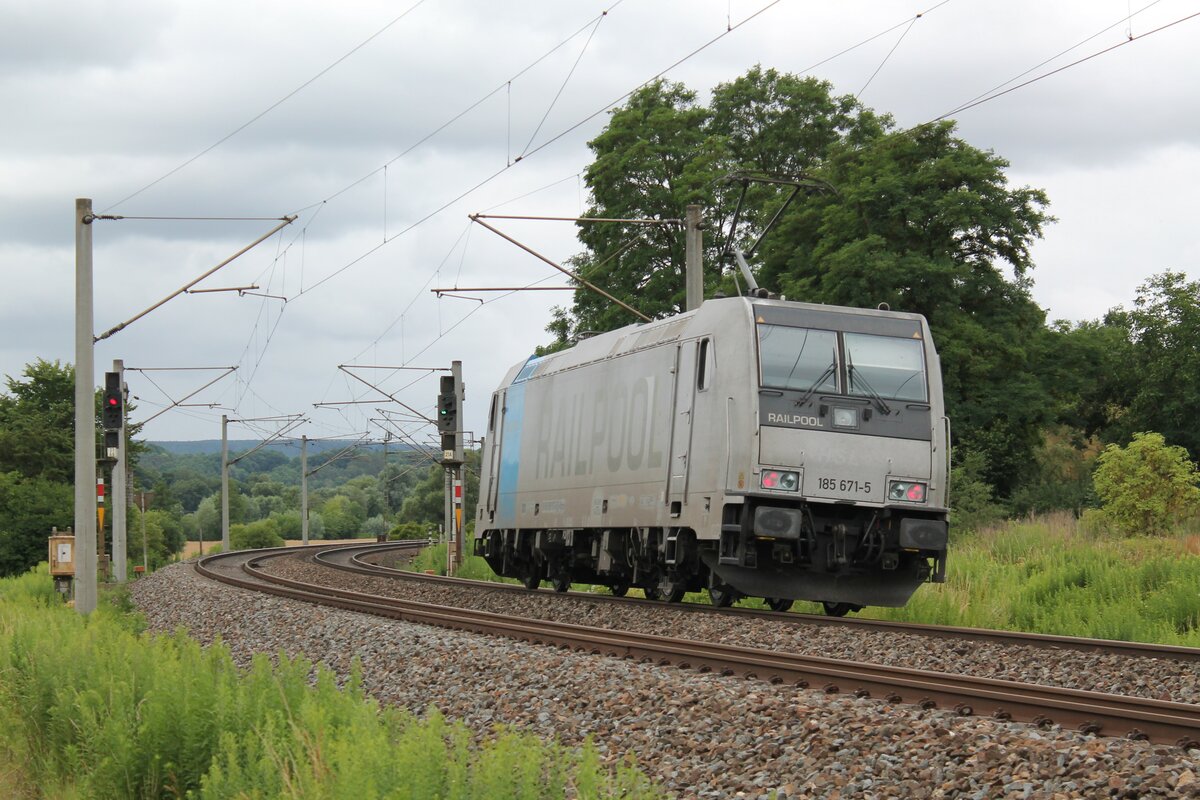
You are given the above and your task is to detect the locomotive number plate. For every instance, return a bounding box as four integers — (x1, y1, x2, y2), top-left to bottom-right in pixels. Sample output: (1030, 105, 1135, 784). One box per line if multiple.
(815, 477, 872, 495)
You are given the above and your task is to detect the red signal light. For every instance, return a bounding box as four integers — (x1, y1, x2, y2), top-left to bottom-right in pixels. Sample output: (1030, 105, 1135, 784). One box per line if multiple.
(906, 483, 925, 502)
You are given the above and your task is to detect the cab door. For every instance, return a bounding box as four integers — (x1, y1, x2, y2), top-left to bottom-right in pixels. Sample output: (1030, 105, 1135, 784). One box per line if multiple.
(485, 390, 505, 517)
(666, 341, 697, 513)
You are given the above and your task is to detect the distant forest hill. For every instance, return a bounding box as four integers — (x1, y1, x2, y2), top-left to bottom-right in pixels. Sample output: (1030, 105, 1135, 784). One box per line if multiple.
(151, 439, 416, 456)
(136, 440, 429, 515)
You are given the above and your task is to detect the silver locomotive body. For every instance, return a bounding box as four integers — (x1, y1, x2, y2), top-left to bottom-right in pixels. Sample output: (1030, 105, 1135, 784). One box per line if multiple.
(474, 296, 949, 611)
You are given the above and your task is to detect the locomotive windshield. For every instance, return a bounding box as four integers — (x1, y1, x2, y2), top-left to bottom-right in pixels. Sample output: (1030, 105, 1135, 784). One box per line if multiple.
(758, 326, 839, 392)
(757, 325, 928, 402)
(844, 333, 927, 403)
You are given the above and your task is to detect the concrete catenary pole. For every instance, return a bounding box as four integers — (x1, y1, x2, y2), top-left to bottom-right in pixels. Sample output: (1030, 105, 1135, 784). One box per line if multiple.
(112, 359, 127, 582)
(444, 468, 454, 573)
(74, 199, 98, 614)
(140, 491, 148, 572)
(685, 204, 703, 312)
(301, 434, 309, 545)
(221, 414, 230, 550)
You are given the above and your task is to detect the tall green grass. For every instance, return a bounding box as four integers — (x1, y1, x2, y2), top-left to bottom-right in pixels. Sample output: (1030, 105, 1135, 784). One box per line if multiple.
(859, 513, 1200, 645)
(409, 543, 518, 584)
(0, 569, 658, 799)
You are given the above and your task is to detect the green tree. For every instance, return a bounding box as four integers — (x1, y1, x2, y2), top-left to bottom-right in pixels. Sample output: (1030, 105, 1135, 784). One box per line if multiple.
(0, 472, 73, 576)
(321, 494, 366, 538)
(1009, 427, 1102, 517)
(230, 518, 285, 549)
(1034, 319, 1133, 439)
(1092, 432, 1200, 535)
(0, 359, 76, 482)
(398, 451, 481, 528)
(125, 506, 184, 569)
(192, 495, 220, 542)
(273, 510, 302, 539)
(362, 515, 389, 539)
(1112, 272, 1200, 459)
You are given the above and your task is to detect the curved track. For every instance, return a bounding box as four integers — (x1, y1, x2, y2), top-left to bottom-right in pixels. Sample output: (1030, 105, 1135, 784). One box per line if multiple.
(340, 544, 1200, 663)
(196, 542, 1200, 747)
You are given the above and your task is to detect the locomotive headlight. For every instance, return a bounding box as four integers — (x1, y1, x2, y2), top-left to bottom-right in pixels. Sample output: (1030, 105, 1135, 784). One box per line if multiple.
(761, 469, 799, 491)
(888, 480, 927, 503)
(832, 407, 858, 429)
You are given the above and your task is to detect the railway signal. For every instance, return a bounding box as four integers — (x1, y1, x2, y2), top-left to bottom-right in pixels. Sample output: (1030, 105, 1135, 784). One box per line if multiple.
(103, 371, 123, 430)
(437, 376, 457, 434)
(438, 361, 465, 575)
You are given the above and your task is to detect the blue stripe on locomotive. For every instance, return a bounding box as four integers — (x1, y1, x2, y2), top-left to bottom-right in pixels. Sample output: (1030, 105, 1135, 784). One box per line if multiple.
(497, 375, 528, 522)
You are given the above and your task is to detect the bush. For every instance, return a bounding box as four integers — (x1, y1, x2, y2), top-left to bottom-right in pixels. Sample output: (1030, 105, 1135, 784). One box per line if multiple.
(949, 451, 1006, 532)
(229, 518, 285, 550)
(1093, 431, 1200, 535)
(363, 514, 390, 539)
(389, 521, 429, 541)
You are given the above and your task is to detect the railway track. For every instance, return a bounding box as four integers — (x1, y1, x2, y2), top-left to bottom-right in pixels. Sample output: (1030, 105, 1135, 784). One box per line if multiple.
(197, 542, 1200, 747)
(332, 542, 1200, 663)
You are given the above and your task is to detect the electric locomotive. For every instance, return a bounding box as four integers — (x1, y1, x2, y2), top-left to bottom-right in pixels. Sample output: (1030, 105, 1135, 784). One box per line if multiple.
(473, 295, 949, 614)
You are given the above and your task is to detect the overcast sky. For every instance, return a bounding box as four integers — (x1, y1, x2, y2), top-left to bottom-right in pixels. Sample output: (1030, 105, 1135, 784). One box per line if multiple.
(2, 0, 1197, 446)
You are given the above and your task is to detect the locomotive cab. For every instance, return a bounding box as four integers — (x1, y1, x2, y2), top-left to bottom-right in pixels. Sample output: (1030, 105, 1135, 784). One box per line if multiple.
(703, 301, 949, 611)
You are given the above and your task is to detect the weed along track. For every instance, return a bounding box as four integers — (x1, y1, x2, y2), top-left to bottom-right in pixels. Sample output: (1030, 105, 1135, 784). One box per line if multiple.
(196, 543, 1200, 748)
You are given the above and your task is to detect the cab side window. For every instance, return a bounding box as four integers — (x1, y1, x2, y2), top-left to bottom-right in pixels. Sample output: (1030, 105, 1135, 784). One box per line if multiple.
(697, 338, 713, 391)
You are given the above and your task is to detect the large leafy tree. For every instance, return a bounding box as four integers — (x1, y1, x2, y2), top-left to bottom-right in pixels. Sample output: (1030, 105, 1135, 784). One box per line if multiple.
(0, 359, 76, 483)
(551, 67, 1052, 496)
(1109, 272, 1200, 458)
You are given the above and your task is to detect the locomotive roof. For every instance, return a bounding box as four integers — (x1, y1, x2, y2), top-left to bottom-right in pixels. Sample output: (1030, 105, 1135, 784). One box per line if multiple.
(499, 296, 930, 388)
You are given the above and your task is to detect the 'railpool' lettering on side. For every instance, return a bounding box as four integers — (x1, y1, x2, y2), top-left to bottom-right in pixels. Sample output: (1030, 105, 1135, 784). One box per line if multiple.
(767, 413, 823, 427)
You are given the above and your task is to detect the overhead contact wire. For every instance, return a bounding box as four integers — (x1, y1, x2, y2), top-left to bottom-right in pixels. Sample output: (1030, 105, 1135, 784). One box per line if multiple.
(934, 9, 1200, 120)
(520, 8, 611, 157)
(938, 0, 1166, 118)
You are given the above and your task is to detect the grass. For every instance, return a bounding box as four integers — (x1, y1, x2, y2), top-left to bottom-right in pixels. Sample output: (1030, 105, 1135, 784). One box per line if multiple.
(0, 564, 660, 799)
(409, 543, 520, 584)
(856, 512, 1200, 645)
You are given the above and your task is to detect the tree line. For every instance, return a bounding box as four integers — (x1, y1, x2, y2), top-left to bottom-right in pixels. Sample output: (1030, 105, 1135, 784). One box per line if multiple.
(0, 360, 478, 576)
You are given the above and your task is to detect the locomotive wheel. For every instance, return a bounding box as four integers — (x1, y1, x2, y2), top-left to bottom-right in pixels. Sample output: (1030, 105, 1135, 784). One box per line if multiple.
(551, 575, 571, 593)
(821, 601, 862, 617)
(708, 585, 737, 608)
(609, 582, 629, 597)
(766, 597, 794, 613)
(521, 573, 541, 591)
(643, 586, 662, 601)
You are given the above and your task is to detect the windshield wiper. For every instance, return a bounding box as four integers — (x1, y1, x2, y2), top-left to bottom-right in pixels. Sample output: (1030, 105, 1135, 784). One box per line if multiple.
(796, 362, 837, 407)
(848, 358, 892, 416)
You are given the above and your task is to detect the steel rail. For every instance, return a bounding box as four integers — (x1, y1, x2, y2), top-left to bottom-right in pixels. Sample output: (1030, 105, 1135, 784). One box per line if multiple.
(196, 544, 1200, 747)
(332, 547, 1200, 664)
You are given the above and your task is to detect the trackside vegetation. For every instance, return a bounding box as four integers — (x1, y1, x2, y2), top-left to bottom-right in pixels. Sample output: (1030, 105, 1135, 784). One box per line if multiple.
(851, 513, 1200, 645)
(0, 569, 659, 799)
